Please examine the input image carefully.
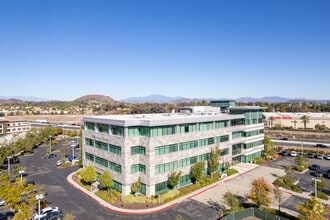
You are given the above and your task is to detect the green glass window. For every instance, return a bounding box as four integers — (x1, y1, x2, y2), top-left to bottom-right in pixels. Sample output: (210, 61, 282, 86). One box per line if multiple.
(155, 161, 178, 174)
(215, 135, 229, 143)
(95, 141, 108, 151)
(179, 174, 192, 187)
(131, 146, 146, 155)
(95, 156, 108, 168)
(85, 122, 95, 131)
(85, 152, 94, 161)
(199, 137, 214, 147)
(232, 144, 243, 155)
(232, 131, 243, 139)
(131, 164, 146, 174)
(85, 138, 94, 146)
(151, 126, 176, 137)
(215, 121, 228, 128)
(112, 180, 122, 193)
(220, 148, 229, 156)
(199, 122, 213, 131)
(244, 140, 264, 149)
(179, 141, 198, 151)
(180, 156, 198, 167)
(109, 144, 121, 155)
(111, 126, 124, 137)
(128, 126, 150, 137)
(97, 123, 108, 133)
(231, 119, 245, 126)
(155, 144, 178, 155)
(199, 153, 210, 161)
(109, 162, 122, 173)
(179, 124, 196, 133)
(155, 181, 169, 194)
(138, 183, 146, 195)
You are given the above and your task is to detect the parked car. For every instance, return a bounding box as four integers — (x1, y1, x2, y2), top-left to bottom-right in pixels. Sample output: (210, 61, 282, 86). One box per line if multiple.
(68, 156, 78, 162)
(290, 151, 297, 157)
(313, 169, 325, 178)
(0, 211, 14, 219)
(316, 143, 327, 148)
(280, 150, 288, 156)
(316, 154, 324, 160)
(0, 198, 5, 206)
(323, 170, 330, 179)
(309, 164, 321, 171)
(3, 157, 20, 164)
(31, 206, 62, 220)
(44, 153, 57, 159)
(70, 143, 79, 148)
(324, 154, 330, 160)
(279, 137, 288, 140)
(56, 160, 62, 166)
(308, 152, 314, 158)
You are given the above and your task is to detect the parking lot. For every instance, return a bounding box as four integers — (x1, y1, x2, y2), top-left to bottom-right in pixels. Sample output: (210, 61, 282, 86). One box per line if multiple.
(15, 137, 218, 220)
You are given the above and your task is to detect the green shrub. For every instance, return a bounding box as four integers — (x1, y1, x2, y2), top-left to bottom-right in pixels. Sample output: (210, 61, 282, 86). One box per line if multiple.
(290, 185, 302, 193)
(311, 191, 329, 200)
(253, 157, 264, 165)
(95, 191, 115, 204)
(161, 190, 180, 203)
(111, 189, 121, 198)
(226, 169, 238, 176)
(122, 194, 147, 204)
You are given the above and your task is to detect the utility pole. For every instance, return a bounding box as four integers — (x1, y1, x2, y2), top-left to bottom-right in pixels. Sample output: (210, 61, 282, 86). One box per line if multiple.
(312, 178, 321, 199)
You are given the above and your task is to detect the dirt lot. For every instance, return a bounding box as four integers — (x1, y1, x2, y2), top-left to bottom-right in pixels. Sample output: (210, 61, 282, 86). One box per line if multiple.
(7, 114, 85, 125)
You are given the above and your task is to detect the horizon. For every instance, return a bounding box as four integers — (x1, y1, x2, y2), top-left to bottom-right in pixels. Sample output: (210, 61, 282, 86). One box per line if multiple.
(1, 0, 329, 101)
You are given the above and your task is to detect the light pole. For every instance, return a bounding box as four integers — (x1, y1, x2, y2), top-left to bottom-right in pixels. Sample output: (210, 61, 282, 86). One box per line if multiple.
(49, 136, 52, 154)
(19, 170, 25, 182)
(301, 142, 304, 155)
(36, 194, 44, 219)
(71, 144, 75, 165)
(6, 156, 11, 174)
(312, 178, 321, 199)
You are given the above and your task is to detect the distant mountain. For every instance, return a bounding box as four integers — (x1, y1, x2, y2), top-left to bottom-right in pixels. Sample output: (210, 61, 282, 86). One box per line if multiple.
(0, 96, 48, 102)
(236, 96, 291, 103)
(74, 94, 117, 103)
(121, 94, 185, 103)
(122, 95, 329, 104)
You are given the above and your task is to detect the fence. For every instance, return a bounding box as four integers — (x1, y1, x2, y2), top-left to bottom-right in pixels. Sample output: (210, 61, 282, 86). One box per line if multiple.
(222, 207, 291, 220)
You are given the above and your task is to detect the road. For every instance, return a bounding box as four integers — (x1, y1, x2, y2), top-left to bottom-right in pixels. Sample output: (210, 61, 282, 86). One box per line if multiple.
(19, 138, 218, 220)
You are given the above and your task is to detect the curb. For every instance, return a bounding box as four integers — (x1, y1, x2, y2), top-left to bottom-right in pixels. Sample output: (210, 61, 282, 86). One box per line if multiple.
(66, 165, 260, 215)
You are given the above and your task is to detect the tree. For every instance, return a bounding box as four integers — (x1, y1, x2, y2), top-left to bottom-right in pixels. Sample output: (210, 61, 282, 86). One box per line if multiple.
(273, 186, 284, 214)
(209, 145, 221, 178)
(99, 170, 113, 195)
(264, 135, 274, 156)
(249, 177, 273, 208)
(131, 176, 142, 195)
(168, 171, 182, 189)
(222, 190, 240, 211)
(191, 161, 205, 185)
(284, 165, 293, 175)
(296, 197, 330, 220)
(293, 120, 297, 129)
(268, 116, 274, 128)
(301, 115, 310, 130)
(80, 165, 97, 185)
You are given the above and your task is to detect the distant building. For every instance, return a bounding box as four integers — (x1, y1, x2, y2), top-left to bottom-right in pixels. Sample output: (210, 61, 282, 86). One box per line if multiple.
(0, 118, 31, 135)
(82, 101, 264, 196)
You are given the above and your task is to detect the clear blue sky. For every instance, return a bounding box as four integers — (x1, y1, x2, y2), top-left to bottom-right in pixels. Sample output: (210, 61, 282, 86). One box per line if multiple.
(1, 0, 329, 101)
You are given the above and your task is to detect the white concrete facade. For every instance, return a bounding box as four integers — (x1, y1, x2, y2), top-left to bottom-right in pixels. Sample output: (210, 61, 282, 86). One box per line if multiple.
(82, 107, 264, 197)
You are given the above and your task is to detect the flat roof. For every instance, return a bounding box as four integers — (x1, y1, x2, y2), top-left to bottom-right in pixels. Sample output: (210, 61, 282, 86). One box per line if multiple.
(83, 112, 245, 127)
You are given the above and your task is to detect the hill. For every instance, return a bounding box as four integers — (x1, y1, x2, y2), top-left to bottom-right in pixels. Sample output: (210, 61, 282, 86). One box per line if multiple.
(73, 94, 117, 103)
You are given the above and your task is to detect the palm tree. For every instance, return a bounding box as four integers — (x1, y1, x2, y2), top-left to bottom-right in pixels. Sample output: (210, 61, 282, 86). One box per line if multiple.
(300, 115, 310, 130)
(292, 120, 297, 129)
(269, 116, 274, 128)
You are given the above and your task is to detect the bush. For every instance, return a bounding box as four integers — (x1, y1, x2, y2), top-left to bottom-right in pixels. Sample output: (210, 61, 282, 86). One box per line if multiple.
(161, 189, 180, 203)
(311, 191, 329, 200)
(111, 189, 121, 198)
(226, 169, 238, 176)
(253, 157, 264, 165)
(273, 176, 296, 189)
(290, 185, 302, 193)
(122, 194, 147, 204)
(95, 191, 115, 204)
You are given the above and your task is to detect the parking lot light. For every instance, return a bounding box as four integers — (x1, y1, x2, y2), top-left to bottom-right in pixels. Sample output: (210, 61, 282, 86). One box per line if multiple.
(36, 194, 44, 219)
(312, 178, 321, 199)
(6, 156, 11, 173)
(19, 170, 25, 182)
